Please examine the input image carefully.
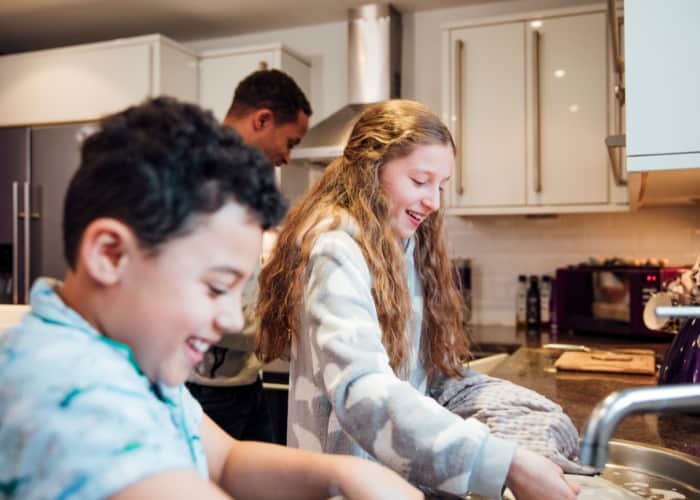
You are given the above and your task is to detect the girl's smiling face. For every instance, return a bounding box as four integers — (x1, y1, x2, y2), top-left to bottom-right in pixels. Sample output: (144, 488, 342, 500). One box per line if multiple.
(379, 143, 453, 239)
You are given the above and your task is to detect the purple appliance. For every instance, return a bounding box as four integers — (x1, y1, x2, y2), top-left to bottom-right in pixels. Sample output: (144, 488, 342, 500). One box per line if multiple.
(658, 318, 700, 385)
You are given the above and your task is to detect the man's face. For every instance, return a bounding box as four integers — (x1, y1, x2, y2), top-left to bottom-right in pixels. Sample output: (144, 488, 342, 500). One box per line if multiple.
(254, 110, 309, 166)
(104, 202, 262, 387)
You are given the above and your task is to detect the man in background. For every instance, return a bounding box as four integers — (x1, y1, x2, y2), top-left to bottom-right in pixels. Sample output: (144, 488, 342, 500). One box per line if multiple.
(187, 69, 312, 442)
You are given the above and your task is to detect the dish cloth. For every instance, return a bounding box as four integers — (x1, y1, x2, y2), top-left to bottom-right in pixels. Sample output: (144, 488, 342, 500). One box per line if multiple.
(430, 369, 595, 475)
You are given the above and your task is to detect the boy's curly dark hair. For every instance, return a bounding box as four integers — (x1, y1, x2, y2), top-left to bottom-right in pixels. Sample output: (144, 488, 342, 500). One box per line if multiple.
(225, 69, 312, 124)
(63, 96, 287, 269)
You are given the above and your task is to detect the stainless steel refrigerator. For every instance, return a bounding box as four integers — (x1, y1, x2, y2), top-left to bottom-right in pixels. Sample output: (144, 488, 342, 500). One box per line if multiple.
(0, 123, 93, 304)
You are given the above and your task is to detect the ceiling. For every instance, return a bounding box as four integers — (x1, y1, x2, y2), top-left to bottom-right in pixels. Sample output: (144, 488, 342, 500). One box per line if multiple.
(0, 0, 496, 55)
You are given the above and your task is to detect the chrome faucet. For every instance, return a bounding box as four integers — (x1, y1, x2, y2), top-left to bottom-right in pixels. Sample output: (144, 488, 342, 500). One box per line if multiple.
(579, 384, 700, 468)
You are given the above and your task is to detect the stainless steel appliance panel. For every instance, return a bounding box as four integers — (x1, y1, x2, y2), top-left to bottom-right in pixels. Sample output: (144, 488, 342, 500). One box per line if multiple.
(30, 124, 88, 285)
(0, 127, 30, 303)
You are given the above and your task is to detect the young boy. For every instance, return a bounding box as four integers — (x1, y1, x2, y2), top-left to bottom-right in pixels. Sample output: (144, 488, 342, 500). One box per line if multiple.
(0, 97, 421, 500)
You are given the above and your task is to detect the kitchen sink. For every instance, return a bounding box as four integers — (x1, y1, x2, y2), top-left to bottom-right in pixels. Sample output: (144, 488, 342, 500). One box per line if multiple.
(470, 342, 521, 357)
(464, 342, 520, 374)
(598, 439, 700, 499)
(422, 439, 700, 499)
(463, 353, 509, 374)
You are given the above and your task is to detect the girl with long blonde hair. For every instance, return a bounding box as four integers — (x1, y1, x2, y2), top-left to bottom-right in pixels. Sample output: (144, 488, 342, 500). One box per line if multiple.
(256, 100, 578, 500)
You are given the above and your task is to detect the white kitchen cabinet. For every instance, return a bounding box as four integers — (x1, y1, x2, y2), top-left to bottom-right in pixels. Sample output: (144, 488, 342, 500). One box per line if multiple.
(198, 44, 311, 121)
(443, 22, 527, 208)
(625, 0, 700, 172)
(0, 35, 198, 127)
(443, 7, 627, 215)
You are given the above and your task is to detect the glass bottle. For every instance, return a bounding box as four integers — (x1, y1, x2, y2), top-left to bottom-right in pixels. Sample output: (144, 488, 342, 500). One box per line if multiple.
(526, 275, 541, 327)
(540, 275, 552, 327)
(516, 275, 528, 326)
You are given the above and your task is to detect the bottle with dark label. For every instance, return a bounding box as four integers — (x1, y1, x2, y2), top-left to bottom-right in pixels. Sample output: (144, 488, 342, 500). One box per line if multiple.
(549, 276, 559, 339)
(526, 275, 541, 327)
(540, 275, 552, 327)
(516, 275, 528, 325)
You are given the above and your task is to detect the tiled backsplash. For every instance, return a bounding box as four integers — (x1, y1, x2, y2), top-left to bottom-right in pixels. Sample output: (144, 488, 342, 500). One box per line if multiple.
(445, 206, 700, 325)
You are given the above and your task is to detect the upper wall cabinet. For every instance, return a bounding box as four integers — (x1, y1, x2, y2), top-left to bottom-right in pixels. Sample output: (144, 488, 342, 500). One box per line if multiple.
(199, 44, 311, 121)
(442, 7, 628, 215)
(0, 35, 198, 127)
(625, 0, 700, 172)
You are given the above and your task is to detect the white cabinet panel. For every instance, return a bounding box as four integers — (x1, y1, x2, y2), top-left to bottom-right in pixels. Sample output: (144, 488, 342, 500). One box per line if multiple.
(527, 12, 608, 205)
(447, 22, 526, 208)
(198, 44, 311, 122)
(625, 0, 700, 171)
(199, 49, 276, 121)
(158, 41, 199, 105)
(0, 35, 198, 127)
(0, 44, 151, 126)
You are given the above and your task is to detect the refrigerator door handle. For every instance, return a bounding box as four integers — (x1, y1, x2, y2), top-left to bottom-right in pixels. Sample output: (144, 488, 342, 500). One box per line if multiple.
(12, 181, 19, 304)
(23, 181, 30, 304)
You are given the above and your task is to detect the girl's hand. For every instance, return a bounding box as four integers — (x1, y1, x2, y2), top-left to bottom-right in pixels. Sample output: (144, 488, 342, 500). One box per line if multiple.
(505, 447, 580, 500)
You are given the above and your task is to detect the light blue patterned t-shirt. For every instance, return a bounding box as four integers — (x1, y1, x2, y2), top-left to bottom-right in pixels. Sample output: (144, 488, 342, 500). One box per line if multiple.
(0, 278, 208, 500)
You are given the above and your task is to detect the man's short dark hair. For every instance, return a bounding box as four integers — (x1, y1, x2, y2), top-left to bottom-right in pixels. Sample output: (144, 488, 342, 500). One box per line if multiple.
(63, 96, 287, 269)
(226, 69, 312, 124)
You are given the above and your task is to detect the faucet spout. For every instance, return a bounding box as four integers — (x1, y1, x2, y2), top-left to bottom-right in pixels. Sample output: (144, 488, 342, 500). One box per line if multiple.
(579, 384, 700, 469)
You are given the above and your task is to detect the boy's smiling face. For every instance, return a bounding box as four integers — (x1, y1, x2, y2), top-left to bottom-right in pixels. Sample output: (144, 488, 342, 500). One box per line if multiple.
(100, 201, 262, 387)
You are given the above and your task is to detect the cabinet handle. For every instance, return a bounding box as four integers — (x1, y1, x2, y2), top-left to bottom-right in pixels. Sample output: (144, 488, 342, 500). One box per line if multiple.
(606, 0, 624, 76)
(605, 134, 627, 186)
(533, 30, 542, 194)
(11, 182, 19, 304)
(23, 181, 30, 304)
(455, 39, 465, 196)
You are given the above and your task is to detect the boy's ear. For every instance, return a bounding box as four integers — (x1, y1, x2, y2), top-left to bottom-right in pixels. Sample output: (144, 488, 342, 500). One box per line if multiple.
(252, 109, 275, 131)
(79, 218, 136, 285)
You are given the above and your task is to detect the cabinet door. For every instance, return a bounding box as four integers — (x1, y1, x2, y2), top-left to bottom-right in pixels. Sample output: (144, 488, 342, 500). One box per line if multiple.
(199, 51, 275, 121)
(447, 23, 526, 208)
(158, 43, 199, 105)
(527, 13, 608, 205)
(625, 0, 700, 171)
(0, 44, 151, 126)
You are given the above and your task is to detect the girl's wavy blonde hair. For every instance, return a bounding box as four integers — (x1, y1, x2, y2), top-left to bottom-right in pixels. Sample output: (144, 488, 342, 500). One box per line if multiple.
(256, 99, 469, 380)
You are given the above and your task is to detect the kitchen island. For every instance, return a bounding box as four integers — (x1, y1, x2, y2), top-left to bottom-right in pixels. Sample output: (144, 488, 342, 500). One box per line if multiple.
(469, 325, 700, 458)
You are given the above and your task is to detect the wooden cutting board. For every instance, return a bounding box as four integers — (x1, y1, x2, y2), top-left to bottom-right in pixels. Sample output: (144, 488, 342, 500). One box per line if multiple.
(554, 351, 656, 375)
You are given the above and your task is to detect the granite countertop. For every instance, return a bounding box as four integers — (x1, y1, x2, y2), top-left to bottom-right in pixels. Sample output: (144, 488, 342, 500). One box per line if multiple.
(469, 325, 700, 458)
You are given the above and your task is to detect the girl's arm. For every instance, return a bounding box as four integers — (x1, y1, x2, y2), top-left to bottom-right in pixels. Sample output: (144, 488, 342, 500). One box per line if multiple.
(297, 230, 514, 498)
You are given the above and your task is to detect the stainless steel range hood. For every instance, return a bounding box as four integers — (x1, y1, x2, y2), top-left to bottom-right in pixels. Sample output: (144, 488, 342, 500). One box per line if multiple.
(291, 3, 401, 166)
